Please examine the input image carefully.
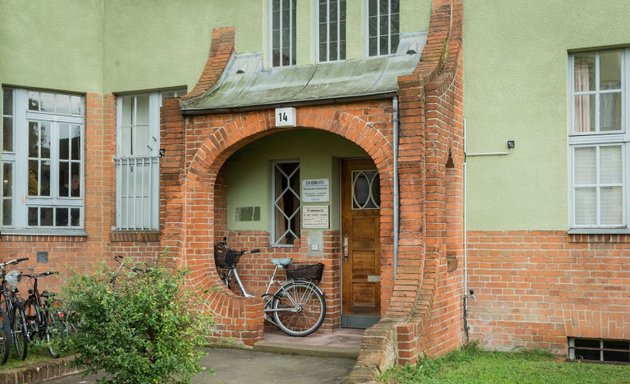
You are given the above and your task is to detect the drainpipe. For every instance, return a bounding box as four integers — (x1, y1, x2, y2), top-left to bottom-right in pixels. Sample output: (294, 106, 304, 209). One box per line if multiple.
(393, 96, 400, 279)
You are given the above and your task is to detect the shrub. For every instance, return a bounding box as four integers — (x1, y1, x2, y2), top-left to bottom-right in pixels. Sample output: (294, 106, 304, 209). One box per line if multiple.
(61, 257, 212, 384)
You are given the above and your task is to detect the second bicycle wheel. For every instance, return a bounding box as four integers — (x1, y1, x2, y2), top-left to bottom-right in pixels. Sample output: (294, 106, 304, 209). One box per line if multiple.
(0, 308, 10, 364)
(12, 304, 28, 360)
(272, 281, 326, 337)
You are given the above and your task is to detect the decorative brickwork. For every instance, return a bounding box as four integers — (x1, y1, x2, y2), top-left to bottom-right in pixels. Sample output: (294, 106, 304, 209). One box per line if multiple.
(467, 230, 630, 354)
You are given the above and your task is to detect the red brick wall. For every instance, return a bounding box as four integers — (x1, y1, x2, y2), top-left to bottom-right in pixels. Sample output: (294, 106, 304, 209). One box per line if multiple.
(467, 231, 630, 354)
(1, 93, 161, 295)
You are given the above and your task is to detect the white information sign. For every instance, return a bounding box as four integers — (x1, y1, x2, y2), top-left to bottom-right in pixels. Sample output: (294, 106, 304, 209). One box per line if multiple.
(302, 206, 329, 229)
(302, 179, 329, 202)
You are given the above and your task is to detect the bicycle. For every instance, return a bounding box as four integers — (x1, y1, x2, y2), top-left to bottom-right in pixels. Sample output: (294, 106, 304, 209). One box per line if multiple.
(23, 271, 68, 358)
(214, 241, 326, 337)
(0, 258, 30, 361)
(109, 255, 149, 287)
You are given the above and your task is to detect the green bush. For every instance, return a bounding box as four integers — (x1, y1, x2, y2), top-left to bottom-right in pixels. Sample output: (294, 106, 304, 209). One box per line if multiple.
(61, 257, 212, 384)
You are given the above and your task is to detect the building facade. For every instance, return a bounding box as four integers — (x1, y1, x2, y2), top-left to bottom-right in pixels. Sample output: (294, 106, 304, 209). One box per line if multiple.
(0, 0, 629, 380)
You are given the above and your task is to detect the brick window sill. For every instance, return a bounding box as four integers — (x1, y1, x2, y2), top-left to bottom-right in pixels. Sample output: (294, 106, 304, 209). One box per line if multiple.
(567, 230, 630, 243)
(110, 230, 160, 243)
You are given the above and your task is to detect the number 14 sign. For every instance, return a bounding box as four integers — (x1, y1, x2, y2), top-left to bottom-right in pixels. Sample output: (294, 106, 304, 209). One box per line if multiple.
(275, 107, 296, 127)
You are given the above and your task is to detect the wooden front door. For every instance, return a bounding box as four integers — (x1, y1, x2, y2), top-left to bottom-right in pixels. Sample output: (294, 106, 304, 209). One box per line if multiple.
(341, 159, 381, 328)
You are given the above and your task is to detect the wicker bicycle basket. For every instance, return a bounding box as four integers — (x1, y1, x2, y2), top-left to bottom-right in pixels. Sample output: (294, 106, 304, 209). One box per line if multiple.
(214, 242, 241, 269)
(285, 263, 324, 284)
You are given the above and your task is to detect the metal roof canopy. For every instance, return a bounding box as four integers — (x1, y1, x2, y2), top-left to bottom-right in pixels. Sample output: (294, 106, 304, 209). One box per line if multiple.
(180, 32, 427, 115)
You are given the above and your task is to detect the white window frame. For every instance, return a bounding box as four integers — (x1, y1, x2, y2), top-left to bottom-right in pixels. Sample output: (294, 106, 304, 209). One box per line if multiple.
(365, 0, 400, 57)
(568, 48, 630, 233)
(1, 88, 85, 235)
(269, 0, 296, 67)
(316, 0, 346, 63)
(271, 160, 301, 246)
(114, 89, 185, 231)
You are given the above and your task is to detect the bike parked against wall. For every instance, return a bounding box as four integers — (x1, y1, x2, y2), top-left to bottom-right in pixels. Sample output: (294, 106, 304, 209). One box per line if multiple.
(214, 240, 326, 337)
(0, 258, 30, 362)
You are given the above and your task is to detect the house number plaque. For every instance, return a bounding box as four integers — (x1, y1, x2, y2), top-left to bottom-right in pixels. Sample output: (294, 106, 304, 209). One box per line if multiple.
(275, 107, 296, 127)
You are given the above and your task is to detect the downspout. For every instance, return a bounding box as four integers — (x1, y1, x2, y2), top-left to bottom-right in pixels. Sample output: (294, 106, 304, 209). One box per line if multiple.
(393, 96, 400, 279)
(463, 118, 472, 342)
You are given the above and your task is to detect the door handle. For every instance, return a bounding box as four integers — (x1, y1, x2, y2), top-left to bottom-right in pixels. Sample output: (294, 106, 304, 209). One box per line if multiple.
(343, 236, 349, 262)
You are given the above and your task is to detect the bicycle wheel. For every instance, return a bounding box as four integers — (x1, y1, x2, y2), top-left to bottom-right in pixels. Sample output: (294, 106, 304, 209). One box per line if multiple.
(272, 281, 326, 337)
(12, 304, 28, 360)
(0, 307, 11, 365)
(24, 298, 40, 341)
(45, 310, 67, 358)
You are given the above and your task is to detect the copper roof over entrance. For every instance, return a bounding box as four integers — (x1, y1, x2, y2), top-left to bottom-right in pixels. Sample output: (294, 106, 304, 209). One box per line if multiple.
(180, 32, 427, 114)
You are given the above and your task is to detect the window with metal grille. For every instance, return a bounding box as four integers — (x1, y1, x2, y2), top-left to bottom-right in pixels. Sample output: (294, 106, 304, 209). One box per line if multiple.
(272, 161, 301, 245)
(569, 337, 630, 363)
(115, 89, 185, 231)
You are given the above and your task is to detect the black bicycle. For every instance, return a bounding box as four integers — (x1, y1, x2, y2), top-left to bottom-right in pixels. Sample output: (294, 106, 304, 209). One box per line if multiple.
(23, 271, 67, 358)
(0, 258, 30, 361)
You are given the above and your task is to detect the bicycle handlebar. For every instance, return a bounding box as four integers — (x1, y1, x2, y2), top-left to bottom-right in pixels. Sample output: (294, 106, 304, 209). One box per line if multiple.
(22, 271, 58, 279)
(0, 257, 29, 268)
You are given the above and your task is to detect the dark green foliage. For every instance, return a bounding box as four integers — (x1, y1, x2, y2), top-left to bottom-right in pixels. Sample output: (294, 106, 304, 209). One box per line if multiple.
(61, 259, 212, 384)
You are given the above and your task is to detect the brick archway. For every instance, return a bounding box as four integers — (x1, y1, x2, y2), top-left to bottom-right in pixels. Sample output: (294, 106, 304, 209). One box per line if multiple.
(163, 103, 396, 345)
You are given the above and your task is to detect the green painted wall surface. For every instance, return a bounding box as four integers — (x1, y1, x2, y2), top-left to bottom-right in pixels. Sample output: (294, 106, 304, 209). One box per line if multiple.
(226, 129, 366, 231)
(464, 0, 630, 230)
(0, 0, 104, 93)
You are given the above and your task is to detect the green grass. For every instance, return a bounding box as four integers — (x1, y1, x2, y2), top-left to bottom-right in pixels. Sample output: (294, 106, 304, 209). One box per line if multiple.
(379, 344, 630, 384)
(0, 341, 58, 371)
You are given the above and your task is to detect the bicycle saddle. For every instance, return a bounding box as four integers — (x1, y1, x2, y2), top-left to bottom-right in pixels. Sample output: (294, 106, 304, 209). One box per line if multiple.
(271, 258, 293, 268)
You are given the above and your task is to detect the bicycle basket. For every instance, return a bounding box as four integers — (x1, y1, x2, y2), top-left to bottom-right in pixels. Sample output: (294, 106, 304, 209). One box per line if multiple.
(213, 242, 241, 269)
(6, 270, 22, 291)
(285, 263, 324, 284)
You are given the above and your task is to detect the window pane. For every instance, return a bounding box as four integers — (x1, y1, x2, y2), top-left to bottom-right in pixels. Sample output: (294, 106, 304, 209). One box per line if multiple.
(56, 94, 70, 114)
(600, 92, 621, 131)
(121, 127, 132, 156)
(28, 207, 38, 226)
(40, 207, 53, 226)
(40, 92, 54, 112)
(71, 163, 80, 197)
(575, 188, 596, 225)
(3, 116, 13, 152)
(29, 121, 39, 157)
(273, 162, 300, 244)
(574, 54, 596, 92)
(2, 88, 12, 115)
(600, 146, 622, 184)
(600, 50, 622, 90)
(574, 94, 596, 133)
(55, 207, 69, 227)
(122, 96, 133, 126)
(28, 160, 39, 196)
(136, 95, 150, 125)
(71, 125, 81, 160)
(3, 163, 12, 197)
(59, 123, 70, 160)
(574, 147, 596, 184)
(41, 160, 50, 196)
(70, 208, 80, 226)
(40, 121, 51, 159)
(3, 199, 12, 226)
(59, 161, 70, 197)
(134, 125, 150, 156)
(601, 187, 623, 225)
(28, 91, 39, 111)
(70, 95, 82, 115)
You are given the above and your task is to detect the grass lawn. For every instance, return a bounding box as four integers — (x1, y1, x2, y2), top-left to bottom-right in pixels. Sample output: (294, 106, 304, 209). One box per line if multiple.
(379, 344, 630, 384)
(0, 342, 58, 371)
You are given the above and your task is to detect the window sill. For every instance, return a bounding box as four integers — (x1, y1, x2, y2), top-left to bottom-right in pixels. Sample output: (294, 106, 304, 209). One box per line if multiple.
(567, 228, 630, 243)
(0, 228, 87, 242)
(110, 230, 160, 243)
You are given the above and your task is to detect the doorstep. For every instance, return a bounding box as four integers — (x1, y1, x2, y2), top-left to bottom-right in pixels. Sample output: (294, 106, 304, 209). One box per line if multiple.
(253, 328, 363, 359)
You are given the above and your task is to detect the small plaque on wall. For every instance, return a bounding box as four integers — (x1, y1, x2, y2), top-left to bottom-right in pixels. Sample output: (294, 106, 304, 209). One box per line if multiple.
(302, 179, 329, 202)
(275, 107, 296, 127)
(302, 206, 329, 229)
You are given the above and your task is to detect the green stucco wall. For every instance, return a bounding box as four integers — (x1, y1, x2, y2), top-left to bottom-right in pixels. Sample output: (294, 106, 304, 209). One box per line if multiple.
(464, 0, 630, 230)
(225, 129, 366, 231)
(0, 0, 104, 93)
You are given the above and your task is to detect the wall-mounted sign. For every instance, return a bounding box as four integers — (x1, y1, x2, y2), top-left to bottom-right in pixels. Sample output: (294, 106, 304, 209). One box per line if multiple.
(302, 206, 329, 229)
(275, 107, 296, 127)
(302, 179, 329, 202)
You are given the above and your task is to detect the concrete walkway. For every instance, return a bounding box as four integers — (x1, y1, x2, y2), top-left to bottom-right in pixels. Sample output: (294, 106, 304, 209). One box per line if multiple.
(43, 348, 357, 384)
